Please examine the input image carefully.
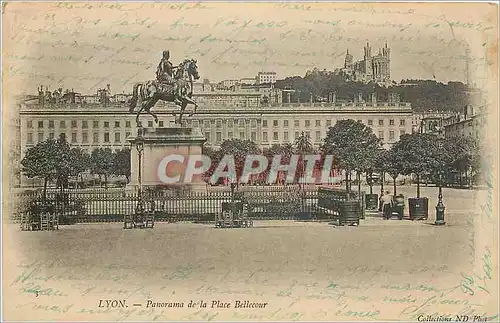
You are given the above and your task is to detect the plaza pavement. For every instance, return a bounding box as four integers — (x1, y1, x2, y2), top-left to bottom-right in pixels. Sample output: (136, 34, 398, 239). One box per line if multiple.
(3, 185, 498, 321)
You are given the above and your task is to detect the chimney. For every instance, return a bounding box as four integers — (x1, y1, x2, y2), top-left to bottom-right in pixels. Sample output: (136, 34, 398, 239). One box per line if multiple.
(332, 92, 336, 103)
(463, 105, 468, 120)
(357, 92, 363, 103)
(371, 93, 377, 104)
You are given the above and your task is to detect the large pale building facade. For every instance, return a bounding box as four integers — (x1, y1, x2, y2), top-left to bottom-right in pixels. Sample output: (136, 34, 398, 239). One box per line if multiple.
(17, 84, 413, 186)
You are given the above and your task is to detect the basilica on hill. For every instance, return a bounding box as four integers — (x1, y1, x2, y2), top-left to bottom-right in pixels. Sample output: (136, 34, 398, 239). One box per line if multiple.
(335, 42, 392, 84)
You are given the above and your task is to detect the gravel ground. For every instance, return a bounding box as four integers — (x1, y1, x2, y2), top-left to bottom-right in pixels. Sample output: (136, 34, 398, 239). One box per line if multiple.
(3, 186, 497, 321)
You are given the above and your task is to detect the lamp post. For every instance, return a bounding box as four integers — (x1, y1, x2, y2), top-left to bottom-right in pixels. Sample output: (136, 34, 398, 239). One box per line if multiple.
(435, 129, 446, 226)
(135, 128, 145, 225)
(435, 172, 446, 225)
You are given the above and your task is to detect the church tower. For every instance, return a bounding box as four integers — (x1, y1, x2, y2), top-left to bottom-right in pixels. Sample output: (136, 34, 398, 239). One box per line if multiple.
(344, 49, 353, 68)
(363, 42, 373, 77)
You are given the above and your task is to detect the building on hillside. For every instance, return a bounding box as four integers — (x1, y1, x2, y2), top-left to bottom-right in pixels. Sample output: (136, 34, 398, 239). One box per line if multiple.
(256, 72, 277, 85)
(335, 42, 391, 84)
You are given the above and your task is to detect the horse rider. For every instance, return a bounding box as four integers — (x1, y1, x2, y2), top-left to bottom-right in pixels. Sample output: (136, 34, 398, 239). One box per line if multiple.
(156, 50, 181, 103)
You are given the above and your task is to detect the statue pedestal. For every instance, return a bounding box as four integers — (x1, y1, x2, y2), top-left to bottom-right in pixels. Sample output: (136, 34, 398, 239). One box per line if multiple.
(128, 127, 207, 192)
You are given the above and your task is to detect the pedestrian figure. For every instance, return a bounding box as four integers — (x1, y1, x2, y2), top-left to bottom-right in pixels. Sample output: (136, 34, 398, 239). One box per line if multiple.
(381, 190, 393, 220)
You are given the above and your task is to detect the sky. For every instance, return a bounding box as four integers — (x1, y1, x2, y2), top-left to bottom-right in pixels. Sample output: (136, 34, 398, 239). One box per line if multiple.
(2, 2, 497, 96)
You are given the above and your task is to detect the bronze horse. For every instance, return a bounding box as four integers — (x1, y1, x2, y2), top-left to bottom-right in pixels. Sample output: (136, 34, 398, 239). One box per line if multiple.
(129, 59, 200, 127)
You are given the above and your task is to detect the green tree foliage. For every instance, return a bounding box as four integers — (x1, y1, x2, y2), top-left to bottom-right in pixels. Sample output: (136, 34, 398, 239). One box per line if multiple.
(391, 133, 441, 197)
(113, 149, 131, 183)
(213, 139, 261, 183)
(21, 138, 67, 200)
(263, 143, 295, 184)
(90, 148, 115, 188)
(321, 119, 381, 194)
(276, 72, 469, 112)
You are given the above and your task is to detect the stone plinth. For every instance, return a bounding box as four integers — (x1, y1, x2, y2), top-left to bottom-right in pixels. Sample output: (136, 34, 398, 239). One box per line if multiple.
(128, 127, 207, 192)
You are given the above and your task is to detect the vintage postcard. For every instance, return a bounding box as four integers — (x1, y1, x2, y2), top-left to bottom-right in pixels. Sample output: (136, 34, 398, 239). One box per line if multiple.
(2, 1, 498, 321)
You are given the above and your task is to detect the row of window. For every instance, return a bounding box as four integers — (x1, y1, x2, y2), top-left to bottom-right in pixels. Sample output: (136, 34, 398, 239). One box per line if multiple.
(262, 119, 406, 128)
(26, 118, 408, 130)
(203, 129, 407, 144)
(26, 131, 132, 144)
(27, 120, 135, 129)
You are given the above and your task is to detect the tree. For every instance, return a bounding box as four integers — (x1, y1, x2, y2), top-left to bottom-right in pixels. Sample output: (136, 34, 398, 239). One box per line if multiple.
(294, 132, 316, 183)
(113, 149, 131, 183)
(68, 147, 90, 186)
(90, 148, 115, 188)
(263, 143, 295, 184)
(215, 139, 261, 184)
(384, 148, 405, 196)
(321, 119, 381, 197)
(21, 139, 61, 200)
(391, 133, 441, 198)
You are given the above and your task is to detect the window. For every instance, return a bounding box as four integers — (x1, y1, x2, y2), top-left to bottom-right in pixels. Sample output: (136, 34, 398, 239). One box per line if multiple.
(104, 121, 109, 128)
(378, 120, 384, 126)
(204, 120, 210, 128)
(59, 133, 66, 141)
(115, 121, 120, 128)
(49, 120, 54, 128)
(400, 119, 405, 126)
(240, 131, 245, 139)
(93, 121, 99, 128)
(71, 132, 77, 143)
(315, 131, 321, 140)
(216, 120, 222, 128)
(263, 131, 268, 141)
(251, 120, 257, 128)
(228, 131, 233, 138)
(227, 120, 233, 128)
(205, 132, 210, 141)
(316, 120, 321, 127)
(273, 120, 278, 127)
(400, 130, 406, 136)
(27, 133, 33, 144)
(305, 120, 310, 127)
(126, 121, 131, 128)
(326, 120, 332, 127)
(82, 132, 88, 143)
(389, 131, 395, 140)
(295, 131, 299, 139)
(71, 120, 77, 128)
(104, 132, 110, 142)
(273, 132, 278, 141)
(239, 119, 245, 127)
(283, 120, 289, 127)
(389, 119, 394, 126)
(216, 132, 222, 142)
(126, 132, 131, 139)
(93, 133, 99, 143)
(251, 132, 256, 142)
(294, 120, 300, 127)
(27, 120, 33, 129)
(38, 121, 44, 128)
(284, 131, 289, 142)
(60, 120, 66, 128)
(82, 121, 88, 129)
(193, 120, 199, 127)
(148, 121, 153, 127)
(378, 131, 384, 139)
(38, 132, 44, 142)
(368, 119, 373, 126)
(305, 131, 310, 138)
(115, 132, 121, 142)
(262, 120, 268, 127)
(49, 132, 55, 140)
(159, 121, 164, 127)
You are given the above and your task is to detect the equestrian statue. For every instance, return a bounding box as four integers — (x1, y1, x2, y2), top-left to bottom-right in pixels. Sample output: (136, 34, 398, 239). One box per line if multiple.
(129, 50, 200, 127)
